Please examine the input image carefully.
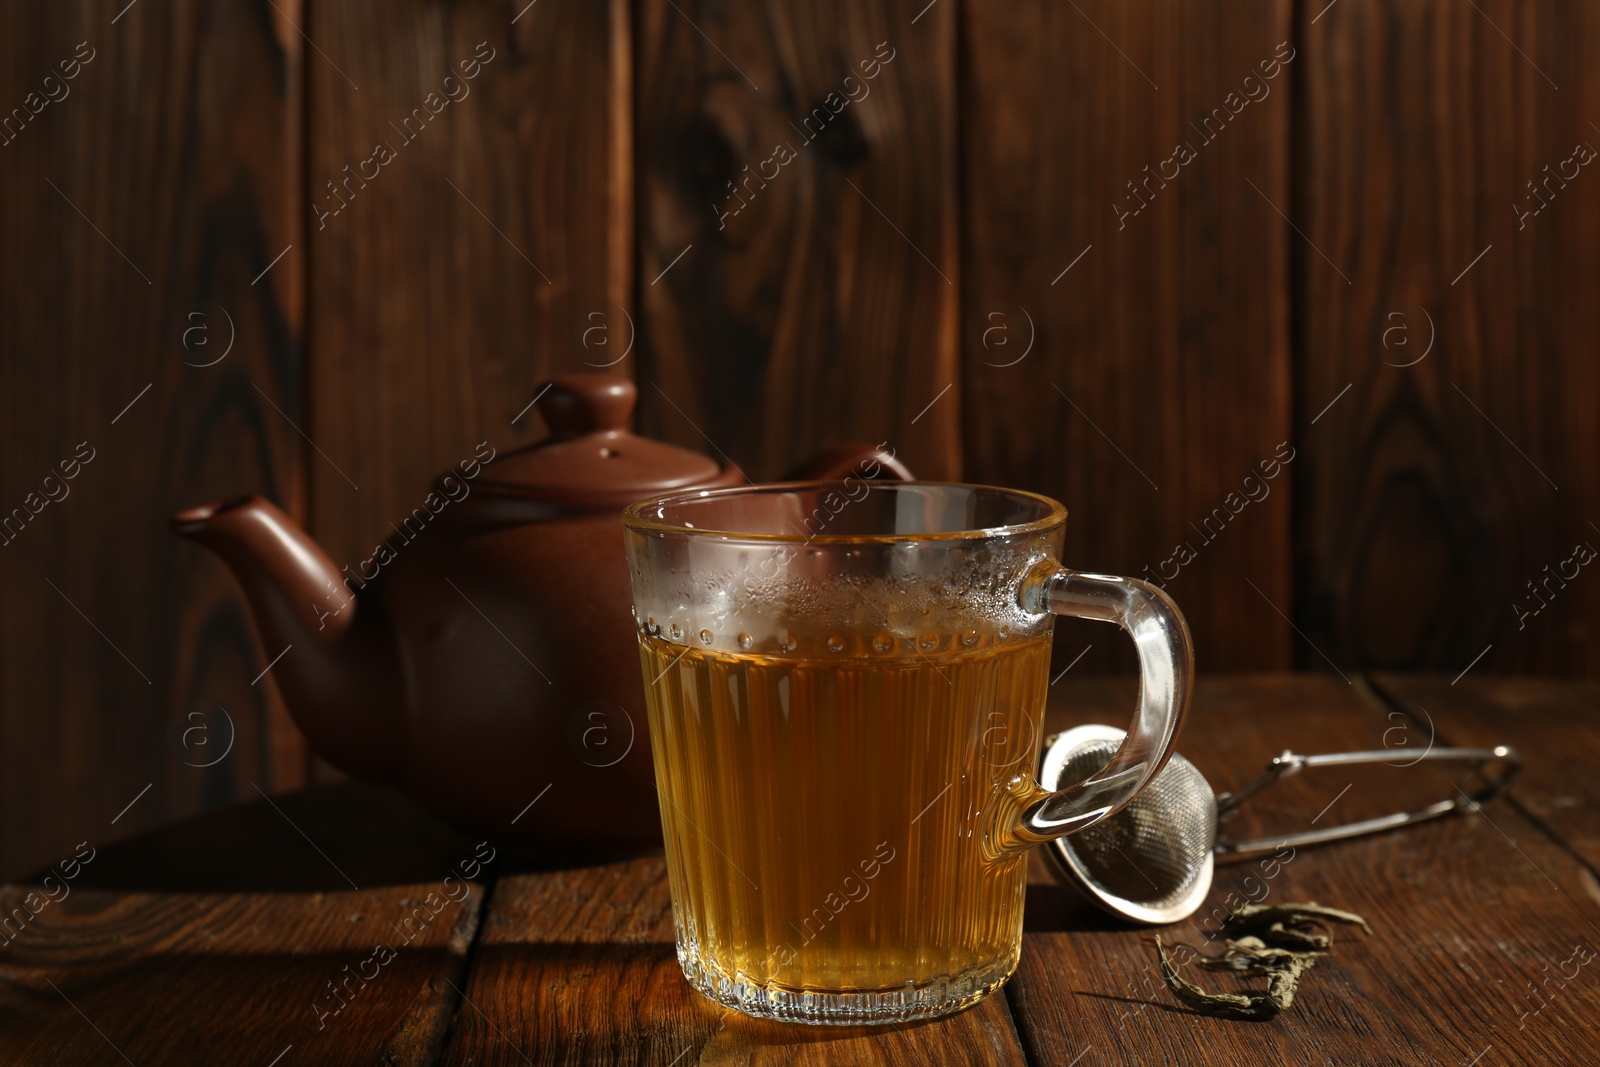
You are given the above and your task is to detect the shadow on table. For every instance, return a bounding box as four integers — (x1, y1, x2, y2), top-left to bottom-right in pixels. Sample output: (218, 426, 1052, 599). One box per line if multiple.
(43, 782, 657, 894)
(1022, 881, 1133, 934)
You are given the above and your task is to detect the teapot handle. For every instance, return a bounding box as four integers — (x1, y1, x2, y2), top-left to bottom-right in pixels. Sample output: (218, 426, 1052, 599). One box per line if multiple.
(781, 443, 914, 482)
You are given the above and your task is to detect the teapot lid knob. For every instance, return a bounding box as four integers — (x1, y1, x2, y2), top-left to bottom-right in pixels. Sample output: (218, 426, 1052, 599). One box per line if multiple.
(467, 372, 726, 504)
(537, 375, 634, 438)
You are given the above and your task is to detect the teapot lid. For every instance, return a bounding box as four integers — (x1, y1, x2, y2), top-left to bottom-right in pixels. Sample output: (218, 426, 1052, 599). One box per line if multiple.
(471, 375, 723, 504)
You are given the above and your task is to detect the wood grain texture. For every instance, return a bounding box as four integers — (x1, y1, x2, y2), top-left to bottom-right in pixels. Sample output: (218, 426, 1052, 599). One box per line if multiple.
(439, 858, 1028, 1066)
(961, 0, 1295, 676)
(0, 883, 481, 1066)
(0, 781, 490, 1065)
(1011, 674, 1600, 1066)
(306, 0, 631, 572)
(1374, 674, 1600, 878)
(633, 0, 961, 482)
(0, 0, 306, 880)
(1298, 0, 1600, 676)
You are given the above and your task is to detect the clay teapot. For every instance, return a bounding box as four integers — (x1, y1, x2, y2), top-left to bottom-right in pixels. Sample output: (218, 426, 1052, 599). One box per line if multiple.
(172, 375, 910, 856)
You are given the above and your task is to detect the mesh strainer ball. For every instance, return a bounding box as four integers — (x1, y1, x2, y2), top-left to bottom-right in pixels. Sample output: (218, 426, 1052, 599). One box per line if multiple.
(1039, 723, 1217, 925)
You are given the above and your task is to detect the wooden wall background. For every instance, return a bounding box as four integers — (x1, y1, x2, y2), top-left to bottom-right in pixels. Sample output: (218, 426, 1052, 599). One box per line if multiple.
(0, 0, 1593, 878)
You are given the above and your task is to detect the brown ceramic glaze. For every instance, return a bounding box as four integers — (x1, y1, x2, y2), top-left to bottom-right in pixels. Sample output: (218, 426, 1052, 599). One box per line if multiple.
(172, 375, 908, 855)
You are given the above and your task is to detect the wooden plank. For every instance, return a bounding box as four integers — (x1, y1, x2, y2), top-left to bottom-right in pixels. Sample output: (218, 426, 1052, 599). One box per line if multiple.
(0, 0, 306, 878)
(1375, 674, 1600, 875)
(1009, 674, 1600, 1065)
(1298, 0, 1600, 675)
(961, 0, 1294, 675)
(634, 0, 961, 481)
(440, 858, 1029, 1065)
(0, 889, 480, 1066)
(0, 784, 487, 1066)
(306, 0, 631, 575)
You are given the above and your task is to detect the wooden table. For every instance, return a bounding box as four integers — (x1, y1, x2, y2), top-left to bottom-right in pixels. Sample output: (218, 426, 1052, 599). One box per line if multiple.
(4, 674, 1598, 1065)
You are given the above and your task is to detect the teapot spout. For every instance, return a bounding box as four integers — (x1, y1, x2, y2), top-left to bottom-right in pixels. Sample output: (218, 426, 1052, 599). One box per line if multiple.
(171, 496, 401, 782)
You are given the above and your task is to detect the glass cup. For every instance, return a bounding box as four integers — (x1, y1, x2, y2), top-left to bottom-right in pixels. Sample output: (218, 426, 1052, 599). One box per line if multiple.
(622, 482, 1192, 1024)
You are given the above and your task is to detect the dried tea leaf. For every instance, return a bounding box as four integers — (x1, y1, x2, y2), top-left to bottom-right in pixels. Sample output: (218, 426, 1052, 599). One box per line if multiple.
(1260, 952, 1321, 1013)
(1251, 924, 1329, 953)
(1224, 902, 1374, 937)
(1156, 936, 1280, 1021)
(1197, 940, 1324, 973)
(1152, 901, 1370, 1021)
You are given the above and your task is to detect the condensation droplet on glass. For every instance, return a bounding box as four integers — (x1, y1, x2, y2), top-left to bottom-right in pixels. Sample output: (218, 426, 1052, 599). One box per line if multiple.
(872, 634, 892, 653)
(646, 616, 659, 635)
(918, 633, 938, 651)
(737, 632, 754, 650)
(780, 635, 798, 652)
(826, 635, 845, 653)
(699, 628, 713, 645)
(998, 626, 1010, 641)
(961, 630, 978, 647)
(669, 623, 683, 640)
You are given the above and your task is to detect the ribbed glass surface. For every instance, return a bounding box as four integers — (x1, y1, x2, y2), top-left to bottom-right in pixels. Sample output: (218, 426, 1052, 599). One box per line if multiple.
(639, 630, 1049, 1023)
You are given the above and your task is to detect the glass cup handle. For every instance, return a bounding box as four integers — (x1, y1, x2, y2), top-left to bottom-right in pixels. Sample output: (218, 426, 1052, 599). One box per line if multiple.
(1001, 568, 1195, 851)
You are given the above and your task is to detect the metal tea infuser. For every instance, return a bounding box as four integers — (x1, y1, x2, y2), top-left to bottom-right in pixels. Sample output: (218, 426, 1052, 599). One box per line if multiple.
(1038, 724, 1522, 925)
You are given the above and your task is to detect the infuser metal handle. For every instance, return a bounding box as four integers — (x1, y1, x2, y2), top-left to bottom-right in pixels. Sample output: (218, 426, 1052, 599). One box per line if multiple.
(1213, 744, 1523, 858)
